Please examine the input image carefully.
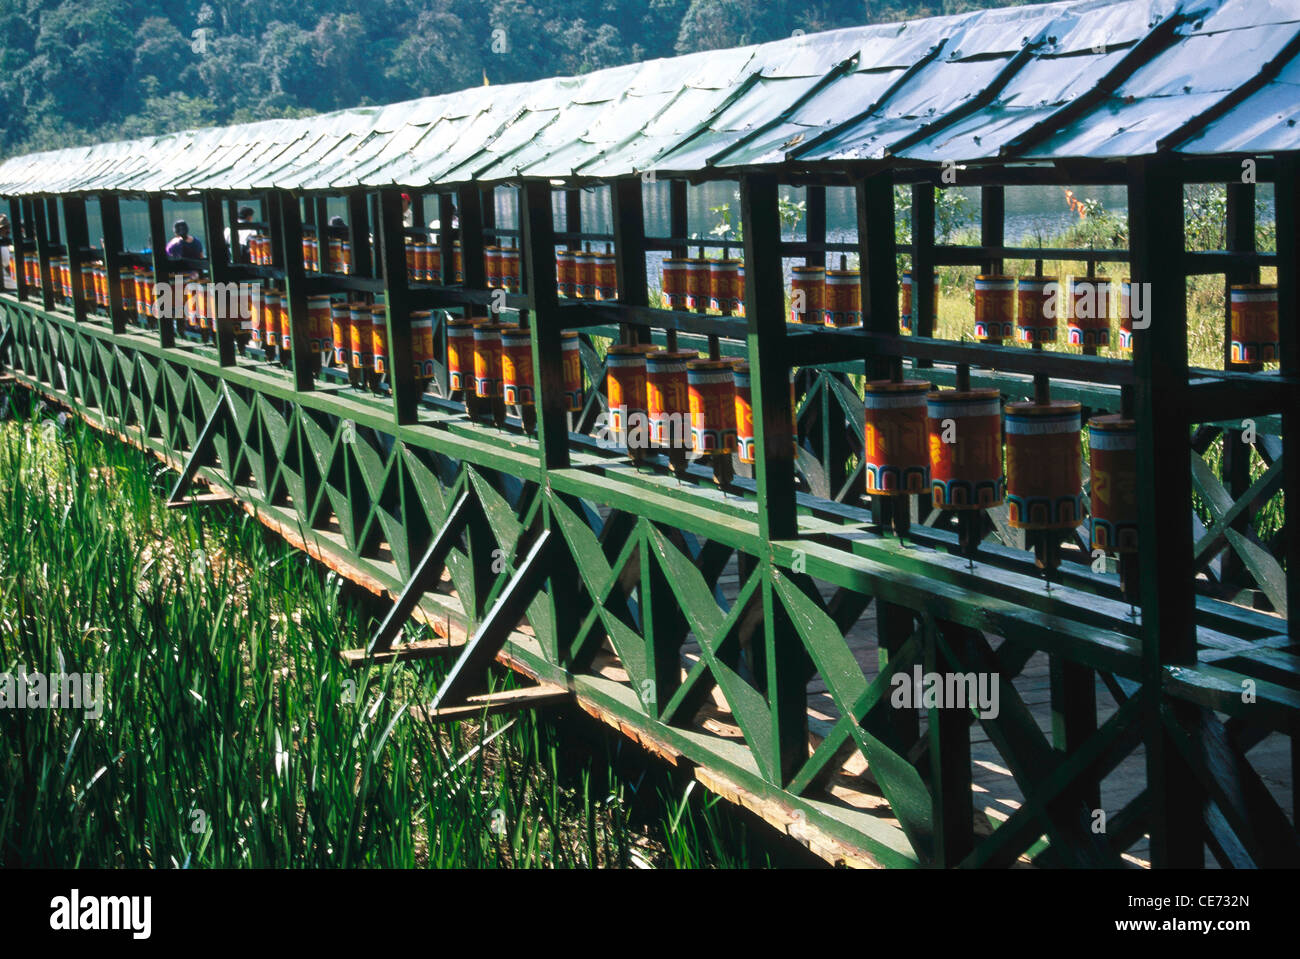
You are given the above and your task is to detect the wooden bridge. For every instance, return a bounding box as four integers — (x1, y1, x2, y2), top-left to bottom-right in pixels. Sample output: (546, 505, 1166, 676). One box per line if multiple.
(1, 0, 1297, 867)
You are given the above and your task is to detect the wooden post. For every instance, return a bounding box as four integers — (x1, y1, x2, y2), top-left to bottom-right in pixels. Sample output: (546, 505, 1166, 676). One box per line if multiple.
(806, 185, 826, 268)
(520, 181, 568, 471)
(1220, 181, 1255, 590)
(565, 188, 582, 238)
(610, 177, 649, 343)
(346, 190, 373, 278)
(275, 190, 315, 392)
(1276, 156, 1300, 647)
(980, 185, 1005, 276)
(377, 188, 420, 425)
(63, 195, 91, 324)
(98, 194, 128, 334)
(912, 183, 937, 368)
(457, 184, 487, 292)
(31, 195, 54, 312)
(147, 195, 174, 346)
(8, 197, 27, 303)
(669, 180, 688, 258)
(437, 193, 456, 285)
(1128, 155, 1202, 867)
(202, 193, 237, 366)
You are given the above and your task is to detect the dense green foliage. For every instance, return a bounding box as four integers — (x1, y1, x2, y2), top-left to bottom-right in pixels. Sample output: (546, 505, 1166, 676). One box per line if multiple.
(1, 0, 1033, 157)
(0, 402, 762, 867)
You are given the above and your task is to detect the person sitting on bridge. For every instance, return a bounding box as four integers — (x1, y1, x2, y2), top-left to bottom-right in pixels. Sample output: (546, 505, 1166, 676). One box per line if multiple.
(224, 206, 256, 256)
(165, 220, 203, 260)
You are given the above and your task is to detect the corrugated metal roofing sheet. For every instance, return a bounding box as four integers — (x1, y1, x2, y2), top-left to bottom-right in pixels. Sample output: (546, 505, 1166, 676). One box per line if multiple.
(1, 0, 1297, 196)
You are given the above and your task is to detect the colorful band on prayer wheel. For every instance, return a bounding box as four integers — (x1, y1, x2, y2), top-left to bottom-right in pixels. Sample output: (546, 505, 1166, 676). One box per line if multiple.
(687, 359, 737, 454)
(1005, 400, 1083, 530)
(790, 265, 825, 323)
(331, 303, 350, 366)
(561, 330, 584, 411)
(646, 350, 697, 447)
(824, 268, 862, 327)
(349, 303, 370, 369)
(370, 306, 389, 374)
(709, 259, 742, 315)
(307, 294, 333, 354)
(593, 250, 617, 300)
(926, 389, 1004, 510)
(484, 246, 503, 289)
(661, 258, 690, 310)
(864, 380, 931, 495)
(1068, 278, 1111, 348)
(685, 258, 710, 311)
(1016, 277, 1056, 343)
(500, 247, 520, 293)
(501, 327, 535, 406)
(974, 275, 1015, 342)
(446, 317, 477, 391)
(473, 322, 508, 397)
(574, 251, 596, 299)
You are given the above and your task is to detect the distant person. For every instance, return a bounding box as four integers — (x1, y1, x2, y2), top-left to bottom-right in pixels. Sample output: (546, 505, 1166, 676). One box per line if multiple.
(0, 214, 14, 291)
(224, 206, 256, 255)
(165, 220, 203, 260)
(401, 193, 414, 229)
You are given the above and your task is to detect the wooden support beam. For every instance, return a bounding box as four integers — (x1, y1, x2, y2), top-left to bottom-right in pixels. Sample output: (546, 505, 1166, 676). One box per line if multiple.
(610, 177, 649, 343)
(62, 195, 91, 324)
(1277, 156, 1300, 647)
(911, 183, 937, 368)
(8, 197, 28, 303)
(167, 396, 229, 504)
(377, 187, 420, 424)
(31, 195, 54, 313)
(411, 682, 569, 725)
(520, 181, 569, 470)
(341, 637, 466, 670)
(98, 194, 129, 334)
(165, 492, 236, 509)
(437, 193, 456, 286)
(1128, 154, 1202, 867)
(669, 180, 688, 258)
(980, 185, 1005, 276)
(202, 192, 237, 366)
(346, 190, 373, 278)
(275, 190, 315, 392)
(147, 195, 174, 347)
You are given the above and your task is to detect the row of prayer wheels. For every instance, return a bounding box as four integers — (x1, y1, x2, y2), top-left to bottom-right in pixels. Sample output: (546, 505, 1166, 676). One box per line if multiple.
(405, 240, 461, 285)
(557, 246, 618, 300)
(970, 275, 1132, 349)
(445, 319, 582, 420)
(789, 261, 860, 326)
(863, 381, 1137, 569)
(660, 255, 745, 315)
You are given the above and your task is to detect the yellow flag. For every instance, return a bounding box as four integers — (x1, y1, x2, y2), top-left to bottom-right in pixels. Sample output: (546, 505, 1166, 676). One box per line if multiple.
(482, 70, 490, 87)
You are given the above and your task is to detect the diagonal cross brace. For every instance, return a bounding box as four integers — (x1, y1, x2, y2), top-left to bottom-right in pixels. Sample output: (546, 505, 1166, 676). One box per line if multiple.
(369, 489, 473, 654)
(167, 393, 231, 504)
(429, 529, 554, 710)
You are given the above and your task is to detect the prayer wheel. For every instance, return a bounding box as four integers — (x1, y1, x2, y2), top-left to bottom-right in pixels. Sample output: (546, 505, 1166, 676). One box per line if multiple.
(349, 303, 371, 371)
(646, 350, 697, 470)
(687, 359, 737, 454)
(973, 274, 1015, 342)
(864, 380, 931, 496)
(1229, 284, 1278, 366)
(1088, 415, 1138, 554)
(732, 362, 754, 465)
(605, 344, 659, 440)
(574, 250, 595, 299)
(926, 389, 1004, 510)
(561, 330, 584, 411)
(446, 317, 478, 392)
(661, 257, 689, 310)
(501, 327, 535, 406)
(685, 257, 710, 311)
(328, 238, 343, 274)
(452, 241, 463, 283)
(1068, 278, 1111, 349)
(410, 310, 436, 379)
(307, 294, 333, 354)
(1016, 277, 1056, 343)
(473, 322, 508, 397)
(709, 258, 742, 315)
(790, 265, 824, 323)
(501, 246, 521, 293)
(414, 242, 431, 281)
(1119, 278, 1135, 351)
(593, 248, 617, 300)
(59, 258, 72, 300)
(556, 250, 577, 298)
(484, 246, 503, 289)
(406, 242, 418, 281)
(278, 291, 292, 354)
(260, 292, 280, 357)
(370, 306, 389, 376)
(1005, 401, 1083, 531)
(135, 271, 154, 318)
(899, 272, 938, 333)
(339, 240, 352, 276)
(824, 264, 862, 327)
(330, 302, 350, 367)
(428, 244, 443, 284)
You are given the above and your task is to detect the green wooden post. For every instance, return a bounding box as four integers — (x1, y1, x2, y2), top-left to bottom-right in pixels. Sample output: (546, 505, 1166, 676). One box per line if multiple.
(1128, 155, 1202, 867)
(437, 193, 456, 285)
(912, 183, 936, 369)
(1275, 156, 1299, 648)
(377, 187, 420, 425)
(147, 195, 174, 347)
(275, 190, 315, 392)
(346, 190, 373, 278)
(8, 197, 27, 303)
(520, 180, 568, 471)
(202, 192, 237, 366)
(63, 195, 91, 324)
(610, 177, 649, 343)
(31, 195, 54, 313)
(1220, 181, 1255, 589)
(98, 194, 129, 334)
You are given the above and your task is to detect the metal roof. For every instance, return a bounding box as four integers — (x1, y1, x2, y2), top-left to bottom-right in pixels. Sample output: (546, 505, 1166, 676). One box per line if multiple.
(1, 0, 1298, 196)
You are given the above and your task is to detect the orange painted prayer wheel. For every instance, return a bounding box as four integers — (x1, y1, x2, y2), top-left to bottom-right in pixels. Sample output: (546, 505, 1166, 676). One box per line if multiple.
(556, 250, 577, 298)
(574, 251, 596, 300)
(1005, 400, 1082, 531)
(119, 269, 136, 315)
(406, 242, 418, 281)
(500, 247, 521, 293)
(790, 265, 824, 323)
(1068, 278, 1111, 348)
(687, 359, 737, 454)
(328, 238, 343, 274)
(899, 272, 938, 333)
(370, 306, 389, 375)
(410, 310, 436, 378)
(331, 302, 350, 366)
(824, 268, 862, 327)
(592, 250, 617, 300)
(605, 344, 659, 436)
(429, 245, 443, 284)
(262, 292, 281, 350)
(1229, 284, 1278, 365)
(926, 389, 1004, 510)
(349, 303, 371, 369)
(864, 380, 931, 495)
(307, 294, 333, 354)
(484, 246, 503, 289)
(1016, 277, 1056, 343)
(645, 350, 697, 447)
(732, 362, 754, 464)
(278, 292, 292, 351)
(339, 241, 352, 276)
(473, 322, 509, 398)
(561, 330, 584, 411)
(709, 259, 742, 315)
(1119, 278, 1136, 351)
(501, 327, 535, 406)
(684, 258, 710, 311)
(1088, 415, 1138, 553)
(446, 317, 477, 391)
(661, 258, 690, 310)
(974, 275, 1015, 342)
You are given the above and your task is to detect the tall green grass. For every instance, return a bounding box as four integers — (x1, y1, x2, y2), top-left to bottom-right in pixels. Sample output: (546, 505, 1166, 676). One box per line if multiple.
(0, 401, 760, 868)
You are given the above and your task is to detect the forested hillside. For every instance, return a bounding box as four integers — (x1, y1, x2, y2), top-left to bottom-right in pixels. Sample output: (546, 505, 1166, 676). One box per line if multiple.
(0, 0, 1035, 158)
